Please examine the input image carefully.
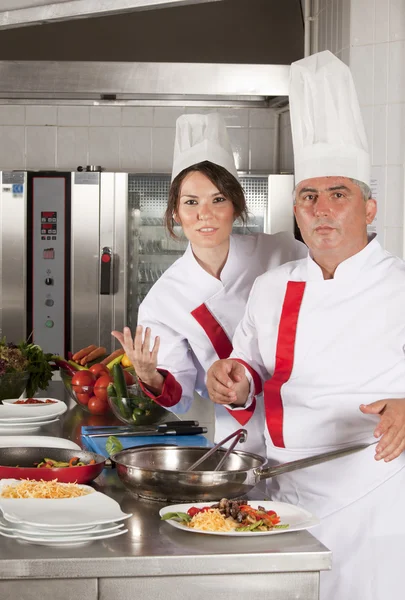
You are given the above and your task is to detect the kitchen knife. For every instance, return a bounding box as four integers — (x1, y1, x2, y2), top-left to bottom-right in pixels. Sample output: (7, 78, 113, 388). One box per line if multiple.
(87, 426, 208, 438)
(86, 421, 200, 434)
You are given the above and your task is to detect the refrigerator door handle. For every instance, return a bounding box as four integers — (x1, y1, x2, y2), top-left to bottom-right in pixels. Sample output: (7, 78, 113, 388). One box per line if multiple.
(100, 246, 112, 295)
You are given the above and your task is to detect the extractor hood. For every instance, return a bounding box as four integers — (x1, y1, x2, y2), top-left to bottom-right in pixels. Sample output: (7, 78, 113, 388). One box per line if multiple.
(0, 0, 224, 29)
(0, 61, 289, 106)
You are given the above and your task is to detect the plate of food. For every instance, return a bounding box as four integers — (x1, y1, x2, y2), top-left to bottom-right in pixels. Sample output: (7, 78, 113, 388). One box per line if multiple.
(0, 479, 132, 528)
(160, 498, 319, 536)
(0, 398, 67, 419)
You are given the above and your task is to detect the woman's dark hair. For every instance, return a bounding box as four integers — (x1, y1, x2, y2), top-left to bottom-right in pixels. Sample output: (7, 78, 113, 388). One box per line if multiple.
(164, 160, 248, 239)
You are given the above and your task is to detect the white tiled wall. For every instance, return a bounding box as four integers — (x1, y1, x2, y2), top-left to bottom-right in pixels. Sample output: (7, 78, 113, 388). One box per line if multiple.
(280, 0, 405, 257)
(0, 104, 277, 175)
(318, 0, 405, 256)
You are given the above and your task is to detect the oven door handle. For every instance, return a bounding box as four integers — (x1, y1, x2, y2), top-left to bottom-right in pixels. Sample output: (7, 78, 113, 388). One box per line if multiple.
(100, 246, 112, 295)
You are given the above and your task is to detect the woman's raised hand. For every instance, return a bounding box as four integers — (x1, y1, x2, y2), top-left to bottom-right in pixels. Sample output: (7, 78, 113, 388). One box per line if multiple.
(111, 326, 162, 391)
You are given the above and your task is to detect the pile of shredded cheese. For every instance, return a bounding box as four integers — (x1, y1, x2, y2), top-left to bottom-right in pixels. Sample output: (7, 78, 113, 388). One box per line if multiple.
(188, 508, 238, 532)
(0, 479, 91, 499)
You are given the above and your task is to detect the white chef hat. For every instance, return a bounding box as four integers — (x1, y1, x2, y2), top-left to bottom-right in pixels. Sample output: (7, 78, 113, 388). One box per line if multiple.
(171, 113, 238, 181)
(289, 50, 370, 186)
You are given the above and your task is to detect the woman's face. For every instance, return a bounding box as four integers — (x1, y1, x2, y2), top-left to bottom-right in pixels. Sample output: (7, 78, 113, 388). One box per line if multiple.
(174, 171, 235, 250)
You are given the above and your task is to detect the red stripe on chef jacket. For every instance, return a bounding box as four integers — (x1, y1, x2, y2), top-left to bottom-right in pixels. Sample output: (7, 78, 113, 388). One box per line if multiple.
(191, 303, 256, 426)
(264, 281, 306, 448)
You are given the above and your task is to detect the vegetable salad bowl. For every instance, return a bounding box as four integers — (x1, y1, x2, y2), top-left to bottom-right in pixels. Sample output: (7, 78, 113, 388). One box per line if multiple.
(108, 383, 167, 426)
(0, 372, 30, 403)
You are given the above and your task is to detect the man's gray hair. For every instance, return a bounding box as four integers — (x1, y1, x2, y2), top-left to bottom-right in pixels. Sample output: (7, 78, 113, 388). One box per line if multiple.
(350, 179, 372, 201)
(293, 178, 373, 202)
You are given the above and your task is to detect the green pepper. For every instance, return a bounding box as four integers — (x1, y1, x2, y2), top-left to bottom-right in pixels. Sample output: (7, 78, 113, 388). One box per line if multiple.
(235, 519, 264, 532)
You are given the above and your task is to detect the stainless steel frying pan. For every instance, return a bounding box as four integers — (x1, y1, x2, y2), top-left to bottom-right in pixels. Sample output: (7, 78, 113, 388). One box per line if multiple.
(111, 440, 375, 502)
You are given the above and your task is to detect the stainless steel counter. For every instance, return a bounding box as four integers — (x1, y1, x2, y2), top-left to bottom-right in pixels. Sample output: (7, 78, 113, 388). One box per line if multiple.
(0, 382, 332, 600)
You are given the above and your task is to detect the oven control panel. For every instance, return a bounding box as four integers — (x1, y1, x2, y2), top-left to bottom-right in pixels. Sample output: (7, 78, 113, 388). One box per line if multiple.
(31, 177, 67, 356)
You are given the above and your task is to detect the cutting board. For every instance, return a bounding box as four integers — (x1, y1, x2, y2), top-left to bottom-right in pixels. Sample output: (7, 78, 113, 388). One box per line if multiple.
(81, 426, 211, 457)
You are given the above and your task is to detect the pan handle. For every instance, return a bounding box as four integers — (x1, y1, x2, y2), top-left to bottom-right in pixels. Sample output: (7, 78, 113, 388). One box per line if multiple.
(253, 441, 376, 482)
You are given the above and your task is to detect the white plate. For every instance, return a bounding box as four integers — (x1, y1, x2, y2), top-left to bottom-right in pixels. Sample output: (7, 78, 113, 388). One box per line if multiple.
(0, 526, 128, 547)
(159, 501, 320, 537)
(0, 519, 125, 537)
(0, 417, 59, 427)
(0, 425, 43, 434)
(0, 399, 67, 419)
(0, 436, 81, 450)
(0, 480, 132, 528)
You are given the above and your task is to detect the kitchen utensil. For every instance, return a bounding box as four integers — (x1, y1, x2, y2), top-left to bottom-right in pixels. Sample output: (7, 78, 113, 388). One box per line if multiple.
(87, 426, 207, 438)
(0, 447, 106, 484)
(111, 440, 376, 502)
(186, 428, 246, 472)
(87, 420, 199, 433)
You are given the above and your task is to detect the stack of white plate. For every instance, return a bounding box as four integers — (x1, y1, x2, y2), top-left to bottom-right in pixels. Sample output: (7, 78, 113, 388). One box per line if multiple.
(0, 398, 67, 434)
(0, 479, 131, 547)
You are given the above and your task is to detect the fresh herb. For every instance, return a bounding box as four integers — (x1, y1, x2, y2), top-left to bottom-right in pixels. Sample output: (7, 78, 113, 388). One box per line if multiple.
(18, 341, 54, 397)
(161, 512, 191, 522)
(105, 435, 124, 456)
(273, 524, 289, 529)
(0, 337, 54, 397)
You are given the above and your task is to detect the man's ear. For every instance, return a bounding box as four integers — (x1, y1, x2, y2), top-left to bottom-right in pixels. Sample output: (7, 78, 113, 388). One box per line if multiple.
(365, 198, 377, 224)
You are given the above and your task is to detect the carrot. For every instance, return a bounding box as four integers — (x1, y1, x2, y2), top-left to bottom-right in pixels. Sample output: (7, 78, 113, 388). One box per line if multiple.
(72, 345, 97, 361)
(100, 348, 125, 365)
(80, 346, 106, 365)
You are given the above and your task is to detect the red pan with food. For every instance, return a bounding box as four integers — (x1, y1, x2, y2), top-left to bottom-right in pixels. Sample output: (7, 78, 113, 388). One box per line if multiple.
(0, 447, 106, 484)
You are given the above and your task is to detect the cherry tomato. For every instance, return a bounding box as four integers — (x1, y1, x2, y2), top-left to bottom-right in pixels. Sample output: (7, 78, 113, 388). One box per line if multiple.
(89, 364, 110, 378)
(76, 391, 91, 406)
(88, 395, 110, 415)
(71, 370, 96, 387)
(94, 374, 114, 402)
(187, 507, 201, 517)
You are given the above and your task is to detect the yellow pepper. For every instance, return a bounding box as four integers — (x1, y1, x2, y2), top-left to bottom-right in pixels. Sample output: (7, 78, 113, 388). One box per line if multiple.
(121, 353, 133, 368)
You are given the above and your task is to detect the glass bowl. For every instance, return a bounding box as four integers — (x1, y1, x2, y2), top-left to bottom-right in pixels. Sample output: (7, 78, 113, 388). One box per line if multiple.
(108, 383, 167, 426)
(0, 372, 30, 403)
(60, 368, 112, 416)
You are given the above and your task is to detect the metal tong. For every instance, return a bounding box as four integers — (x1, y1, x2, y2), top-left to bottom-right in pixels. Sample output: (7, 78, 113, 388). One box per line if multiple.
(186, 428, 247, 472)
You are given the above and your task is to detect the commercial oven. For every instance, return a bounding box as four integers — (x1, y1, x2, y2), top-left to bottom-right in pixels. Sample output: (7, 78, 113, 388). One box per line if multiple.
(0, 170, 294, 356)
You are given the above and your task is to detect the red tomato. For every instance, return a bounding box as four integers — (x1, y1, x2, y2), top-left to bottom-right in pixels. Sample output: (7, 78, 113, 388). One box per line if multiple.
(89, 364, 110, 378)
(123, 370, 135, 386)
(71, 370, 96, 387)
(88, 395, 110, 415)
(94, 374, 114, 402)
(76, 391, 91, 406)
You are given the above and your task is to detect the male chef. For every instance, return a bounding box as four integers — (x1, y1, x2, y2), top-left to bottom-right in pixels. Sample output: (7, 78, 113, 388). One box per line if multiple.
(206, 51, 405, 600)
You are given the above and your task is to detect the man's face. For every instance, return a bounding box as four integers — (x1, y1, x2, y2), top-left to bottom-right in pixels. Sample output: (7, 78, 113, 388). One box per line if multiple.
(294, 176, 377, 257)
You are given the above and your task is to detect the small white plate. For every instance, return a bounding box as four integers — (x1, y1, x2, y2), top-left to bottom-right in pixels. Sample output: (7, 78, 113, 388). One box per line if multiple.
(159, 501, 320, 537)
(0, 399, 67, 419)
(0, 436, 80, 450)
(0, 526, 128, 547)
(0, 425, 42, 434)
(0, 519, 125, 537)
(0, 480, 132, 528)
(0, 417, 59, 427)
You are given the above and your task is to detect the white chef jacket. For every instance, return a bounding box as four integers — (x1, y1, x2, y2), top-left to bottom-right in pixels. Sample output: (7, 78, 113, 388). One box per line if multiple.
(231, 234, 405, 599)
(137, 232, 307, 453)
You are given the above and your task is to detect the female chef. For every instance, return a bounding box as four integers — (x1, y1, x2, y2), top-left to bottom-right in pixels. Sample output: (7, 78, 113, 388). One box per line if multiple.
(112, 113, 307, 453)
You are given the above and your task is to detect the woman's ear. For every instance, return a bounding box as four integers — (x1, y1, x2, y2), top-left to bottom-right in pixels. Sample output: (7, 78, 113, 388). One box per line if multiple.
(173, 213, 180, 224)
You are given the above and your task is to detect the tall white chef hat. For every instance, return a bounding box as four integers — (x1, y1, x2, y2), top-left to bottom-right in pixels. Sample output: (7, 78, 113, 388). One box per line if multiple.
(289, 50, 370, 186)
(171, 113, 238, 181)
